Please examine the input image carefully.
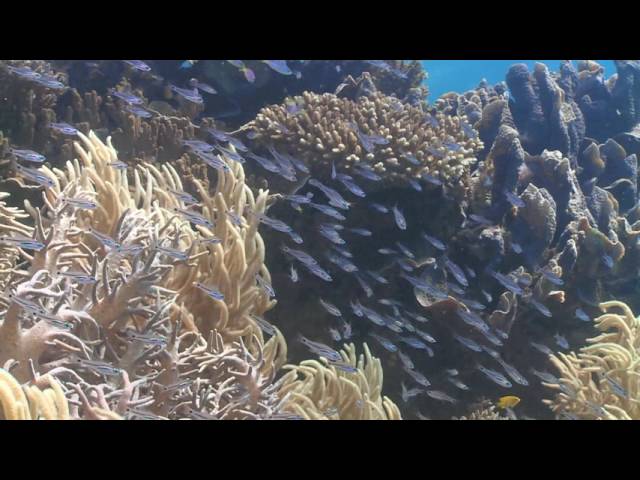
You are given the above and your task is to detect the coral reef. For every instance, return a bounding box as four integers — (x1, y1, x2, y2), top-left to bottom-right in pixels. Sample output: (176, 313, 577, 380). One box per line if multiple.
(0, 128, 399, 420)
(544, 301, 640, 419)
(245, 88, 482, 193)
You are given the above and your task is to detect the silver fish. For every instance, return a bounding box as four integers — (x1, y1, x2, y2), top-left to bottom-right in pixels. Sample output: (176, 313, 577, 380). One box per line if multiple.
(87, 227, 120, 249)
(537, 267, 564, 286)
(414, 329, 437, 344)
(447, 376, 470, 390)
(349, 228, 372, 237)
(341, 320, 353, 340)
(308, 179, 350, 211)
(406, 368, 431, 388)
(366, 270, 388, 285)
(328, 360, 358, 374)
(298, 335, 341, 362)
(256, 275, 276, 297)
(15, 164, 55, 188)
(62, 197, 98, 210)
(503, 189, 525, 208)
(425, 390, 457, 404)
(49, 122, 78, 135)
(529, 368, 559, 384)
(247, 152, 280, 173)
(369, 202, 389, 213)
(325, 251, 358, 273)
(575, 308, 590, 322)
(173, 208, 214, 229)
(401, 382, 423, 403)
(350, 300, 364, 317)
(0, 236, 45, 251)
(169, 189, 199, 205)
(530, 341, 554, 356)
(57, 270, 97, 285)
(529, 298, 552, 317)
(319, 298, 342, 317)
(400, 336, 428, 350)
(554, 333, 569, 349)
(353, 272, 373, 297)
(397, 350, 415, 370)
(251, 314, 277, 336)
(392, 204, 407, 230)
(453, 333, 482, 352)
(302, 262, 333, 282)
(496, 357, 529, 386)
(476, 364, 512, 388)
(289, 265, 299, 283)
(328, 327, 342, 342)
(9, 148, 46, 163)
(359, 304, 386, 326)
(395, 242, 415, 259)
(155, 245, 189, 261)
(443, 256, 468, 286)
(281, 245, 318, 266)
(76, 358, 122, 377)
(490, 270, 524, 295)
(422, 233, 446, 251)
(308, 202, 346, 221)
(337, 175, 366, 198)
(194, 282, 225, 301)
(124, 330, 167, 347)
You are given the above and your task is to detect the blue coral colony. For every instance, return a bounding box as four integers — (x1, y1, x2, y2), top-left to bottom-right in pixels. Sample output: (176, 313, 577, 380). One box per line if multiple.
(1, 59, 639, 420)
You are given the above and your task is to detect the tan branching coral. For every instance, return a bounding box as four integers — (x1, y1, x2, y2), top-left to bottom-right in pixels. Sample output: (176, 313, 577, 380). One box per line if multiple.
(0, 130, 401, 420)
(0, 130, 286, 418)
(277, 343, 401, 420)
(544, 301, 640, 419)
(246, 90, 482, 190)
(0, 367, 69, 419)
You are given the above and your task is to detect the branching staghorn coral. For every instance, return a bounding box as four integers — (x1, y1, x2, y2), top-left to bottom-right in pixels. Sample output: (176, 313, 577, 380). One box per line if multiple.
(544, 301, 640, 419)
(0, 130, 287, 419)
(277, 343, 401, 420)
(245, 89, 482, 192)
(0, 366, 69, 419)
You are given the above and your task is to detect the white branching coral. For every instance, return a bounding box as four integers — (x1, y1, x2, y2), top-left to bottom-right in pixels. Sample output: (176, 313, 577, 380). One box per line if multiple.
(277, 343, 402, 420)
(544, 301, 640, 420)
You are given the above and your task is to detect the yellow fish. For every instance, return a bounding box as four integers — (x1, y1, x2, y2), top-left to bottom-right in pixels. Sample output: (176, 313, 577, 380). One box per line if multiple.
(497, 396, 521, 409)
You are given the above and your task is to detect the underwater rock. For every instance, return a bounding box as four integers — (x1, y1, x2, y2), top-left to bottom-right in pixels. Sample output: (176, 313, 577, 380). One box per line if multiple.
(505, 63, 585, 162)
(509, 183, 557, 268)
(485, 124, 524, 219)
(524, 149, 594, 235)
(611, 60, 640, 132)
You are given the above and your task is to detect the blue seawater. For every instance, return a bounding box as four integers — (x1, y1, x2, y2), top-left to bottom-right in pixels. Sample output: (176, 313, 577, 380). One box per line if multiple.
(421, 60, 617, 100)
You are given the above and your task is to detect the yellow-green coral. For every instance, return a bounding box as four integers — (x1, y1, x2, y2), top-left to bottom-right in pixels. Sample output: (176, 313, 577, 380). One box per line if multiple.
(278, 343, 401, 420)
(544, 301, 640, 419)
(0, 367, 69, 419)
